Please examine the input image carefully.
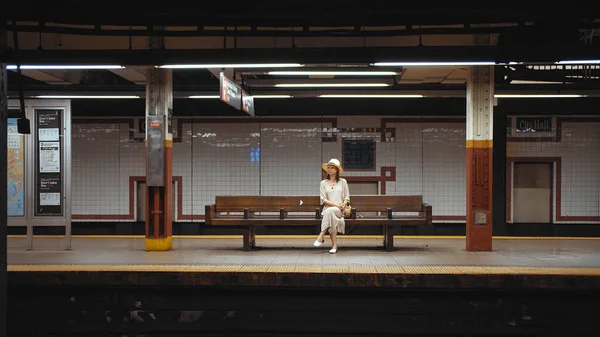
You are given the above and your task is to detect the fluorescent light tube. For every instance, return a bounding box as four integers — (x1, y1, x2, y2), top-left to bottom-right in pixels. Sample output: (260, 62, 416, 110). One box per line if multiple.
(556, 60, 600, 64)
(268, 71, 398, 76)
(275, 83, 389, 88)
(251, 95, 292, 98)
(510, 80, 566, 85)
(319, 94, 423, 98)
(160, 63, 304, 69)
(372, 62, 495, 66)
(35, 95, 140, 99)
(188, 94, 290, 98)
(494, 94, 587, 98)
(7, 65, 125, 70)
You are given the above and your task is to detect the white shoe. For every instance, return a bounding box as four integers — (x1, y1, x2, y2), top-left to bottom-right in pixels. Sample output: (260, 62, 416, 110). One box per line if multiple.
(313, 239, 324, 247)
(329, 248, 337, 254)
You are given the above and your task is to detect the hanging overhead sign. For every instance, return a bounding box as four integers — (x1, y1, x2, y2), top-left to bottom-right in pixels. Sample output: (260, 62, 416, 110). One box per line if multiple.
(219, 72, 242, 110)
(242, 89, 255, 116)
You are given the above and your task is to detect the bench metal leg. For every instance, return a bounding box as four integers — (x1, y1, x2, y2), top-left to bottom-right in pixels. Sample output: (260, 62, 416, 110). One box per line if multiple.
(383, 225, 394, 251)
(243, 226, 256, 251)
(250, 226, 256, 249)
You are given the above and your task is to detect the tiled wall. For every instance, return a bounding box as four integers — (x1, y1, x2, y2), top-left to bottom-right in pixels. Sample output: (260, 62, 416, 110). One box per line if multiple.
(389, 122, 466, 221)
(507, 118, 600, 223)
(70, 116, 599, 224)
(72, 121, 144, 221)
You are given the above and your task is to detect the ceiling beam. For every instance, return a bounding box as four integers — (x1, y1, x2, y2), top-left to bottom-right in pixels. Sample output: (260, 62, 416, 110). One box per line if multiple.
(4, 45, 600, 66)
(108, 68, 147, 85)
(5, 5, 599, 27)
(4, 24, 516, 38)
(12, 69, 84, 85)
(8, 85, 600, 99)
(7, 22, 600, 38)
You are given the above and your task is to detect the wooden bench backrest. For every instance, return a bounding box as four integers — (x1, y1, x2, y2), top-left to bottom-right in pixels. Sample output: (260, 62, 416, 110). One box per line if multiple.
(350, 195, 424, 212)
(214, 195, 424, 213)
(215, 196, 321, 212)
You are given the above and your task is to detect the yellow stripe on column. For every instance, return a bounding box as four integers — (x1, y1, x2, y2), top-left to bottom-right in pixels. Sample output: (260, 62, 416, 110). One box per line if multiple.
(165, 140, 173, 148)
(466, 140, 493, 148)
(145, 236, 172, 251)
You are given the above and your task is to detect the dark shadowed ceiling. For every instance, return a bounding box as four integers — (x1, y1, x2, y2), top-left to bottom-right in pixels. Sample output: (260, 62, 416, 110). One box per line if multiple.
(3, 3, 600, 116)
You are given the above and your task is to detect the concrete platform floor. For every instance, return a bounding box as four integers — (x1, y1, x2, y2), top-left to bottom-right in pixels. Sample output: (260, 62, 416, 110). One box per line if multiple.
(8, 235, 600, 273)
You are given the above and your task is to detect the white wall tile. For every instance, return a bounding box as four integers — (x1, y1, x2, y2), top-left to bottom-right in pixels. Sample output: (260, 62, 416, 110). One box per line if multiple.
(70, 116, 599, 225)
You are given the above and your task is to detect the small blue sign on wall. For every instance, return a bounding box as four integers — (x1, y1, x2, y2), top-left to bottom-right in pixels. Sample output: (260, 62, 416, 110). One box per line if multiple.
(250, 147, 260, 162)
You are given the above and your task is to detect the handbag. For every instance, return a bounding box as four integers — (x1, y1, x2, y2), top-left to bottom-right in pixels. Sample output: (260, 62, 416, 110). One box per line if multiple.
(343, 204, 352, 218)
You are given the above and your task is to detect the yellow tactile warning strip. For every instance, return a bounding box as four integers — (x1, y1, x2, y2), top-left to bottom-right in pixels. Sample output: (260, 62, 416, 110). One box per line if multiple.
(7, 234, 600, 240)
(8, 264, 600, 275)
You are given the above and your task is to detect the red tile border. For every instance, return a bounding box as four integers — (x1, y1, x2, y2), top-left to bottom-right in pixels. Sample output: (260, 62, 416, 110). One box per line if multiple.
(506, 157, 598, 222)
(72, 176, 205, 221)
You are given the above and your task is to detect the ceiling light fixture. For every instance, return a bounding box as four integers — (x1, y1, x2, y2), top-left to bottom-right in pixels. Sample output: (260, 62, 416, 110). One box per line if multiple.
(7, 65, 125, 70)
(372, 61, 496, 66)
(555, 60, 600, 64)
(160, 63, 304, 69)
(275, 83, 390, 88)
(251, 95, 292, 98)
(494, 94, 587, 98)
(187, 94, 291, 99)
(509, 80, 567, 85)
(34, 95, 140, 99)
(267, 71, 398, 76)
(319, 94, 423, 98)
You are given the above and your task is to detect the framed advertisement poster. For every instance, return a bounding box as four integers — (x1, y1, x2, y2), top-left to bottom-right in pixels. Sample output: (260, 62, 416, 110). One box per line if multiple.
(35, 109, 63, 216)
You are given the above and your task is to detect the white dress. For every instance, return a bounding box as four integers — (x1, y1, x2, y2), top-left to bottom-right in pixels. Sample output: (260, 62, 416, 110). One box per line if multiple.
(319, 178, 350, 234)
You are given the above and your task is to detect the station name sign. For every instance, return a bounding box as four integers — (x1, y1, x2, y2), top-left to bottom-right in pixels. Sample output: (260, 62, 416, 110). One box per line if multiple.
(515, 117, 552, 133)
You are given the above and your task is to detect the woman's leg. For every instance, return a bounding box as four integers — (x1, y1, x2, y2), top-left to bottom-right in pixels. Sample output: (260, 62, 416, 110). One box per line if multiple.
(317, 228, 328, 242)
(330, 231, 337, 250)
(322, 207, 342, 252)
(317, 207, 337, 243)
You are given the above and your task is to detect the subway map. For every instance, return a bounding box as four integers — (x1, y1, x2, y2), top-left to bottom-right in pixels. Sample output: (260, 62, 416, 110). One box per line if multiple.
(7, 118, 24, 216)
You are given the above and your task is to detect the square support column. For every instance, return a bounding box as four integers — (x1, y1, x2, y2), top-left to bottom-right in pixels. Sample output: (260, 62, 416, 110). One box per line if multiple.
(466, 65, 494, 251)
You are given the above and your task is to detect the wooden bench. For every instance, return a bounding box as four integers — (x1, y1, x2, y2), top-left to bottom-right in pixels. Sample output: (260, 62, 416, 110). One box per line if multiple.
(204, 195, 432, 251)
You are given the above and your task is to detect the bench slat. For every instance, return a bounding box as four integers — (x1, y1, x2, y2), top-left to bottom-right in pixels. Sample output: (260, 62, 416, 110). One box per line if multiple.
(215, 196, 321, 212)
(208, 218, 427, 226)
(349, 195, 424, 212)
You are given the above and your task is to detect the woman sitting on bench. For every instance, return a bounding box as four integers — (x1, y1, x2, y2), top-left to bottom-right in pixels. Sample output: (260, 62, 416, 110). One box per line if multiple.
(313, 158, 351, 254)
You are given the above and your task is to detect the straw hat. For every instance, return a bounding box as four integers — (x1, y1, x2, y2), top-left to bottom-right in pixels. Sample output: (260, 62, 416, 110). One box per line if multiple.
(321, 158, 344, 175)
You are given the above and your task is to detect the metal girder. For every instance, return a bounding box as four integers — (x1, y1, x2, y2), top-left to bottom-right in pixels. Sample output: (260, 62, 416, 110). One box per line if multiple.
(8, 84, 600, 99)
(5, 4, 599, 27)
(12, 69, 84, 85)
(6, 22, 600, 38)
(108, 69, 147, 85)
(2, 24, 519, 38)
(3, 45, 600, 66)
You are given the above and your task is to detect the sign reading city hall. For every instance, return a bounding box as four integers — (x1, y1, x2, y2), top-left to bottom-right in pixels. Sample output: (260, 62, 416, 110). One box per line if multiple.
(516, 117, 552, 133)
(509, 117, 557, 141)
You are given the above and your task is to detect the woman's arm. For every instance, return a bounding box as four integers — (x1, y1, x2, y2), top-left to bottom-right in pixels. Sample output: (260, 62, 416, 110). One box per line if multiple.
(342, 178, 350, 205)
